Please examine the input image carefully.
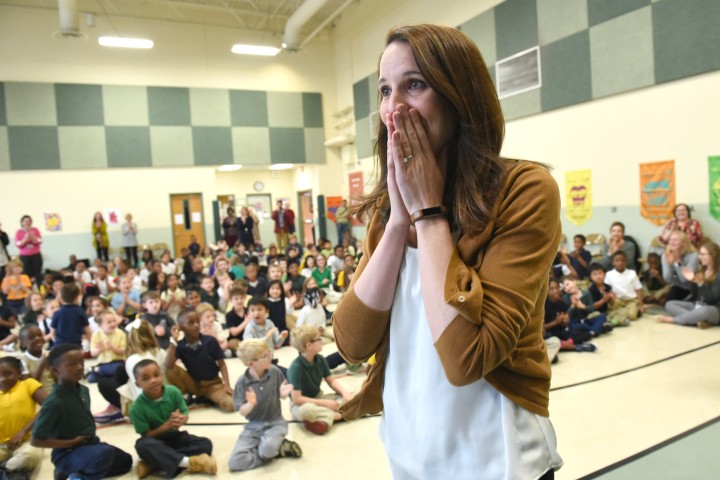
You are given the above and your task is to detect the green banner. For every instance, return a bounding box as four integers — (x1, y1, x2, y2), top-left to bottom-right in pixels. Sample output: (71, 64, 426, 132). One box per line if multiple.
(710, 156, 720, 220)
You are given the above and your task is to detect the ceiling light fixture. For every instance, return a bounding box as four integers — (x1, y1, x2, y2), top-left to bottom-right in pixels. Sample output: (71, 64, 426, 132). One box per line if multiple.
(269, 163, 294, 171)
(98, 36, 153, 49)
(217, 165, 243, 172)
(231, 44, 281, 56)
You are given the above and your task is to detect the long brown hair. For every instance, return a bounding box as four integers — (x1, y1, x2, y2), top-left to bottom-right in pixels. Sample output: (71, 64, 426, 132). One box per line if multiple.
(354, 24, 507, 235)
(699, 241, 720, 283)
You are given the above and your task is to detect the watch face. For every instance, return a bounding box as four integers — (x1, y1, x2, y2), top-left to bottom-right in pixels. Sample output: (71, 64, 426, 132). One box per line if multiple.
(253, 181, 264, 192)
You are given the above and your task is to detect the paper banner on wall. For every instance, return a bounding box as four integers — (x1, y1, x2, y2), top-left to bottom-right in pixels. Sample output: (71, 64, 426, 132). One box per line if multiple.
(44, 213, 62, 232)
(103, 208, 121, 225)
(639, 160, 675, 226)
(326, 196, 343, 222)
(565, 169, 592, 226)
(709, 156, 720, 220)
(348, 171, 365, 226)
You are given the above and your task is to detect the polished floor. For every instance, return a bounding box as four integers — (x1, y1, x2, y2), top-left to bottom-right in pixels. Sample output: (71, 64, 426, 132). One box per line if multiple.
(27, 310, 720, 479)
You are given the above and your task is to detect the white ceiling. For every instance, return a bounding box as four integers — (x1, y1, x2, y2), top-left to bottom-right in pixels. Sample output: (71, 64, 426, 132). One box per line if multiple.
(0, 0, 354, 45)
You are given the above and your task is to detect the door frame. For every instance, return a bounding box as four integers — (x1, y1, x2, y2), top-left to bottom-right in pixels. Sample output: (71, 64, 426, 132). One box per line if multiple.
(169, 192, 206, 257)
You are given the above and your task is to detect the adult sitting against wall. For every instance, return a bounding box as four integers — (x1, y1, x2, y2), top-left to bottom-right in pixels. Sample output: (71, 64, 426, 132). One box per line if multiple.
(659, 240, 719, 329)
(14, 215, 43, 287)
(222, 206, 240, 248)
(92, 211, 110, 262)
(600, 221, 638, 272)
(659, 203, 703, 249)
(661, 230, 699, 302)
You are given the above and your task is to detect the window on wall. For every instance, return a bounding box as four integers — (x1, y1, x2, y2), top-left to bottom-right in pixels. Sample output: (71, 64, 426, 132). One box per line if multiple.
(496, 46, 541, 99)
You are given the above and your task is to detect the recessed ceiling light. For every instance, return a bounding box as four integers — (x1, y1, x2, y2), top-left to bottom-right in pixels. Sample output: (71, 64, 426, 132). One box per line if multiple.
(217, 165, 243, 172)
(98, 36, 153, 49)
(269, 163, 294, 171)
(231, 44, 281, 56)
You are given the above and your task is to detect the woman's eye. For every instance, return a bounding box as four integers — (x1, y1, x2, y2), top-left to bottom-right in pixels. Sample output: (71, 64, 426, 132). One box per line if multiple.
(379, 86, 390, 97)
(409, 79, 424, 90)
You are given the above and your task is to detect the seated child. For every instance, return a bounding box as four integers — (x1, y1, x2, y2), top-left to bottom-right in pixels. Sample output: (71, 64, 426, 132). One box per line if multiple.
(604, 251, 645, 323)
(86, 296, 106, 334)
(1, 260, 31, 318)
(287, 324, 355, 435)
(642, 252, 669, 305)
(225, 287, 251, 353)
(543, 279, 596, 352)
(19, 324, 54, 394)
(87, 311, 127, 383)
(588, 263, 625, 326)
(129, 359, 217, 478)
(568, 234, 592, 280)
(198, 275, 220, 311)
(31, 344, 133, 479)
(165, 310, 234, 412)
(296, 278, 333, 342)
(51, 283, 91, 347)
(229, 339, 302, 472)
(111, 275, 142, 324)
(243, 297, 288, 374)
(140, 291, 175, 349)
(0, 356, 47, 478)
(244, 262, 268, 297)
(21, 292, 45, 327)
(185, 289, 202, 310)
(0, 302, 18, 352)
(160, 274, 186, 321)
(197, 303, 229, 354)
(561, 277, 612, 337)
(267, 280, 295, 345)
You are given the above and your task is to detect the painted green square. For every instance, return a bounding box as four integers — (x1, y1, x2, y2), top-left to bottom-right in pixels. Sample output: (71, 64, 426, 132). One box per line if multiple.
(588, 0, 651, 27)
(541, 30, 593, 112)
(55, 84, 104, 126)
(591, 6, 654, 99)
(267, 92, 303, 128)
(231, 127, 270, 165)
(367, 73, 379, 115)
(0, 83, 5, 125)
(5, 83, 56, 126)
(653, 0, 720, 84)
(106, 127, 152, 168)
(8, 126, 60, 170)
(302, 93, 323, 128)
(495, 0, 538, 59)
(189, 88, 231, 126)
(192, 127, 232, 165)
(230, 90, 268, 126)
(0, 127, 9, 170)
(501, 88, 541, 120)
(150, 126, 194, 167)
(148, 87, 191, 126)
(103, 85, 149, 126)
(58, 126, 107, 169)
(353, 77, 370, 120)
(269, 127, 305, 164)
(304, 128, 325, 164)
(355, 115, 373, 160)
(461, 9, 496, 65)
(537, 0, 589, 46)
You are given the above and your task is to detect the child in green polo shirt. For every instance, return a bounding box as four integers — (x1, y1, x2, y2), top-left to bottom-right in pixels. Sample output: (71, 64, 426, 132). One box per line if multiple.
(128, 359, 216, 478)
(31, 343, 133, 480)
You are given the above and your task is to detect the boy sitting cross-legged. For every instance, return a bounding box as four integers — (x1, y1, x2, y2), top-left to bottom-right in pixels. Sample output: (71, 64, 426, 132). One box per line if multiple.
(228, 339, 302, 472)
(165, 309, 234, 412)
(31, 344, 133, 480)
(129, 359, 217, 478)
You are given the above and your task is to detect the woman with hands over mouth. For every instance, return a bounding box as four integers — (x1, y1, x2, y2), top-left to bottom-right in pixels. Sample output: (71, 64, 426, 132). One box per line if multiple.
(332, 24, 563, 479)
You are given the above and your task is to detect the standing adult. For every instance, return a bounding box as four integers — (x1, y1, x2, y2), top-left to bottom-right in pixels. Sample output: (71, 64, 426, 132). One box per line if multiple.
(92, 212, 109, 262)
(661, 230, 699, 302)
(0, 221, 10, 291)
(238, 206, 255, 249)
(334, 199, 351, 244)
(659, 203, 704, 249)
(332, 24, 562, 479)
(14, 215, 42, 287)
(222, 207, 240, 248)
(271, 200, 295, 251)
(122, 213, 139, 268)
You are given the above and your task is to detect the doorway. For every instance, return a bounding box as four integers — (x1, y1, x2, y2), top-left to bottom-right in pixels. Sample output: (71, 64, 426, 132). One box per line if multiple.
(298, 190, 315, 246)
(169, 193, 205, 256)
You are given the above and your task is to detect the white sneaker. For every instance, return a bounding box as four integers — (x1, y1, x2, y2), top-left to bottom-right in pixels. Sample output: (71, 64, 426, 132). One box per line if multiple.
(2, 343, 15, 352)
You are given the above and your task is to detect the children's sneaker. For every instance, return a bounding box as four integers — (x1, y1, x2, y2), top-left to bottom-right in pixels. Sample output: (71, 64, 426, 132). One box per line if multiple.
(53, 468, 69, 480)
(136, 460, 156, 479)
(278, 439, 303, 458)
(622, 318, 631, 326)
(94, 411, 124, 424)
(188, 454, 217, 475)
(346, 363, 363, 374)
(698, 320, 714, 329)
(576, 343, 597, 352)
(601, 322, 614, 334)
(304, 420, 329, 435)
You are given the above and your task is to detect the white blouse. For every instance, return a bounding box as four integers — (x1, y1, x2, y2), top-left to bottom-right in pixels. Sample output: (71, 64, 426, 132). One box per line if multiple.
(380, 247, 563, 480)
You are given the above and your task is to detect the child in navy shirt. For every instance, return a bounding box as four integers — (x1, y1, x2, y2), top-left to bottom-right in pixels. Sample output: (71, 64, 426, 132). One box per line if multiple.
(51, 283, 90, 347)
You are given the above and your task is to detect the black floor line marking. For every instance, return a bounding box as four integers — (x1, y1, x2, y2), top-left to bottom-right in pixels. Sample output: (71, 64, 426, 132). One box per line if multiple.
(550, 340, 720, 392)
(577, 415, 720, 480)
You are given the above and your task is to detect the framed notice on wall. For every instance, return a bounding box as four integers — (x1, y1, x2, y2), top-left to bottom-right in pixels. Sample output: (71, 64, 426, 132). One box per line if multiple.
(247, 194, 272, 219)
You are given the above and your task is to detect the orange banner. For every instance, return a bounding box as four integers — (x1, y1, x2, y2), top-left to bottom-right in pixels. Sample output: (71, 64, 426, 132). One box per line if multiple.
(639, 160, 675, 226)
(326, 196, 343, 223)
(348, 171, 365, 225)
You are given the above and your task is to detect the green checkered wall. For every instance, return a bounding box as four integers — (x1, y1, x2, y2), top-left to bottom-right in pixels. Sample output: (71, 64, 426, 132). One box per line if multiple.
(353, 0, 720, 155)
(0, 83, 325, 171)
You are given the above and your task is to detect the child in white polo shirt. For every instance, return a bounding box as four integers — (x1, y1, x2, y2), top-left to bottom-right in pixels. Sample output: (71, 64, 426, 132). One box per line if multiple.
(604, 251, 645, 323)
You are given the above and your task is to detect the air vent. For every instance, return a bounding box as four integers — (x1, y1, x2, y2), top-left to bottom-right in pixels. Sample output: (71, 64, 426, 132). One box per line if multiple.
(53, 30, 87, 40)
(496, 46, 541, 99)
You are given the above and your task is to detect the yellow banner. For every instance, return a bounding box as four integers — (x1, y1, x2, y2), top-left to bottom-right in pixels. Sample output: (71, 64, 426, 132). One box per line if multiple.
(640, 160, 675, 226)
(565, 169, 592, 226)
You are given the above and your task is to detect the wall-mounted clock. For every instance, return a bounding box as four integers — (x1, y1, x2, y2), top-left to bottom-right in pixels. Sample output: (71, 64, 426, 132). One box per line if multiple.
(253, 181, 264, 192)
